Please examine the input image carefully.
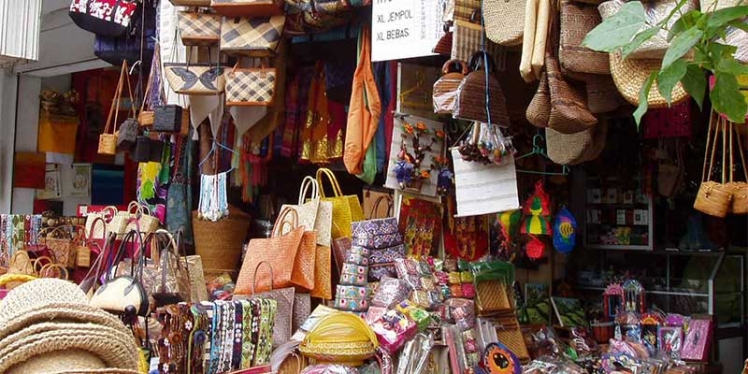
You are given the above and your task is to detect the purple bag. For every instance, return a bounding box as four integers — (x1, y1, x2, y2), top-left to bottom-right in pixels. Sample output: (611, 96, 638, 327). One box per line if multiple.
(94, 0, 156, 67)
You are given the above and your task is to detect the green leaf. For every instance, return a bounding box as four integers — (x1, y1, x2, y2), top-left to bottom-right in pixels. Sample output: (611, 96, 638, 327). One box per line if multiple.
(658, 59, 688, 103)
(706, 5, 748, 28)
(634, 72, 657, 126)
(680, 64, 707, 109)
(728, 19, 748, 32)
(668, 10, 704, 41)
(662, 28, 703, 69)
(712, 72, 748, 123)
(622, 27, 661, 59)
(716, 56, 748, 75)
(582, 2, 646, 52)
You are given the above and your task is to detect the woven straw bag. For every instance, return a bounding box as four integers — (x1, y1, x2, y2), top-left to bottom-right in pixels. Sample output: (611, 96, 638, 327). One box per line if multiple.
(316, 168, 364, 239)
(483, 0, 524, 46)
(546, 50, 598, 134)
(451, 15, 505, 65)
(225, 59, 277, 106)
(726, 120, 748, 214)
(526, 72, 550, 128)
(299, 312, 379, 365)
(454, 52, 511, 126)
(585, 74, 622, 114)
(599, 0, 698, 59)
(220, 15, 285, 57)
(559, 0, 609, 75)
(433, 60, 468, 115)
(433, 31, 453, 56)
(547, 127, 594, 165)
(312, 245, 333, 299)
(178, 11, 221, 46)
(694, 112, 733, 217)
(609, 52, 688, 108)
(475, 279, 512, 316)
(98, 62, 132, 155)
(164, 63, 226, 96)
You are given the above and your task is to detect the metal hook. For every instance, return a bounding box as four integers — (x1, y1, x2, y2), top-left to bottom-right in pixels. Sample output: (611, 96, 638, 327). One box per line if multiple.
(129, 61, 141, 75)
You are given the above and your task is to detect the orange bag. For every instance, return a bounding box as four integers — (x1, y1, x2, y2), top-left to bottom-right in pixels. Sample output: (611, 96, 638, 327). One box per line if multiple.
(38, 113, 79, 155)
(343, 25, 382, 175)
(235, 207, 304, 294)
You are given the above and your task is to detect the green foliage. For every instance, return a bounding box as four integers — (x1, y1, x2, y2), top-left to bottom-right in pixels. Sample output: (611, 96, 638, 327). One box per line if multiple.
(582, 0, 748, 126)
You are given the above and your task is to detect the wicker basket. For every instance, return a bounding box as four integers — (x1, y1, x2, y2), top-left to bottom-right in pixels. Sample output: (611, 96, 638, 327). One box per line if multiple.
(609, 52, 688, 108)
(483, 0, 525, 46)
(138, 111, 154, 127)
(97, 134, 117, 155)
(192, 206, 251, 274)
(546, 127, 594, 165)
(454, 55, 510, 126)
(546, 50, 598, 134)
(694, 114, 733, 217)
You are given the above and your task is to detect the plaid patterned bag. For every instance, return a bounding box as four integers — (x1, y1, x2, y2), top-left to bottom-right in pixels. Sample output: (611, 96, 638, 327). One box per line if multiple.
(220, 16, 285, 57)
(226, 62, 277, 106)
(178, 11, 221, 46)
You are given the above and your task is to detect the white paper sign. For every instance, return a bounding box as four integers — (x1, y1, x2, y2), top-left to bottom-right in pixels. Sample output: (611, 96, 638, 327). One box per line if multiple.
(372, 0, 445, 62)
(452, 148, 520, 217)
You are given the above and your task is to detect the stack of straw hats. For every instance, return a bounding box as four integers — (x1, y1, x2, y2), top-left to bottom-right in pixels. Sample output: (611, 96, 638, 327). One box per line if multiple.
(0, 279, 141, 374)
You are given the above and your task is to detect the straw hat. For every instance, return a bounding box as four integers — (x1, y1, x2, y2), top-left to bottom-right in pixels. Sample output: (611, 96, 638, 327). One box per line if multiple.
(7, 350, 105, 374)
(0, 322, 139, 359)
(609, 52, 688, 108)
(0, 303, 130, 342)
(0, 278, 88, 323)
(483, 0, 525, 46)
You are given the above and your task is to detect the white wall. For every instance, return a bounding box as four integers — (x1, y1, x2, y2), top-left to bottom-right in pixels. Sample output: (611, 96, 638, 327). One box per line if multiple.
(10, 74, 41, 214)
(0, 71, 18, 213)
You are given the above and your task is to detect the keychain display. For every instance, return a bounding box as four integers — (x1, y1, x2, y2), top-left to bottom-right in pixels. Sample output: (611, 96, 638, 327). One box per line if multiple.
(197, 171, 230, 222)
(458, 122, 515, 165)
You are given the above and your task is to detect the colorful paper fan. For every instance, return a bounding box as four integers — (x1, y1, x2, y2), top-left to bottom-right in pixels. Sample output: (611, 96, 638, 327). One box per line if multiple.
(526, 235, 546, 260)
(521, 181, 552, 235)
(497, 210, 521, 250)
(552, 206, 577, 253)
(482, 342, 521, 374)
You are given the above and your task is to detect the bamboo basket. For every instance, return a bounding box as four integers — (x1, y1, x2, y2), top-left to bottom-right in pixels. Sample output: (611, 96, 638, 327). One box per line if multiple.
(192, 205, 251, 275)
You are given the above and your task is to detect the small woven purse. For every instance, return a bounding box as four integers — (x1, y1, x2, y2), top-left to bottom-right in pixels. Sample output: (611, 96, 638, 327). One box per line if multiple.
(453, 52, 510, 126)
(433, 59, 468, 115)
(694, 112, 733, 217)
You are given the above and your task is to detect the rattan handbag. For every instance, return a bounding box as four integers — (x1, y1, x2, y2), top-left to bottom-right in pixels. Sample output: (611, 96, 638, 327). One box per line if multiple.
(236, 207, 305, 294)
(44, 226, 77, 268)
(694, 112, 733, 217)
(454, 52, 510, 127)
(546, 126, 594, 165)
(226, 59, 277, 106)
(220, 15, 285, 57)
(526, 72, 550, 128)
(433, 60, 468, 115)
(482, 0, 524, 46)
(98, 62, 131, 155)
(559, 0, 609, 75)
(546, 49, 598, 134)
(178, 11, 222, 46)
(164, 49, 227, 96)
(316, 168, 365, 239)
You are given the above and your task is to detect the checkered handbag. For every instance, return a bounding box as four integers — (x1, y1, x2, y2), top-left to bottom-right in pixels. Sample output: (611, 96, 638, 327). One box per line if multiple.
(178, 11, 222, 46)
(226, 65, 277, 106)
(220, 16, 285, 57)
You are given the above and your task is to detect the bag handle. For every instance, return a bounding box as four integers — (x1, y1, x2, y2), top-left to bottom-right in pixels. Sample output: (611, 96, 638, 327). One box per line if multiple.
(734, 121, 748, 182)
(272, 206, 300, 237)
(316, 168, 344, 198)
(87, 216, 108, 244)
(442, 59, 468, 75)
(251, 261, 276, 294)
(140, 60, 155, 113)
(701, 111, 721, 183)
(39, 263, 69, 280)
(369, 195, 393, 219)
(102, 61, 127, 136)
(298, 176, 320, 204)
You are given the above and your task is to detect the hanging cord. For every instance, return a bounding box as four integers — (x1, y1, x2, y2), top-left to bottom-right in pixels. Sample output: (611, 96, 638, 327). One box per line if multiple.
(480, 0, 492, 127)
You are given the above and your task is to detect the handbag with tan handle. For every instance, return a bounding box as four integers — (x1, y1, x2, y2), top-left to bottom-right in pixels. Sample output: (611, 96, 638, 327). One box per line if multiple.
(726, 120, 748, 214)
(433, 59, 469, 115)
(225, 58, 278, 107)
(694, 112, 734, 217)
(98, 62, 130, 155)
(178, 10, 222, 46)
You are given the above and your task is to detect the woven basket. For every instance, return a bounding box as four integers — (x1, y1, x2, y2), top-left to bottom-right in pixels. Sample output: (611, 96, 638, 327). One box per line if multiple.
(192, 206, 251, 274)
(609, 52, 688, 108)
(454, 55, 511, 126)
(433, 31, 453, 56)
(559, 0, 610, 75)
(727, 120, 747, 215)
(433, 60, 468, 115)
(483, 0, 524, 46)
(546, 51, 598, 134)
(98, 134, 117, 155)
(475, 279, 511, 316)
(694, 113, 733, 217)
(586, 75, 622, 114)
(526, 72, 550, 128)
(496, 325, 530, 361)
(547, 127, 594, 165)
(138, 111, 154, 127)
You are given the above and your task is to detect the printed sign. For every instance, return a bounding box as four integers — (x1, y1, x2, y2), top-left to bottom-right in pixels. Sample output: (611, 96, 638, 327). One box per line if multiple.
(372, 0, 446, 61)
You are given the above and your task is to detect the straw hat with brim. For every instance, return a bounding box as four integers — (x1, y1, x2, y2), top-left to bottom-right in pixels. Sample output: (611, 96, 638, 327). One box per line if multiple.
(0, 278, 88, 323)
(9, 349, 141, 374)
(0, 328, 140, 372)
(0, 303, 130, 342)
(609, 52, 688, 108)
(0, 322, 139, 360)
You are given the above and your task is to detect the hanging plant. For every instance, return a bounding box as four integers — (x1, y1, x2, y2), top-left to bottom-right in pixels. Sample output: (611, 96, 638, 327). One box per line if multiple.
(583, 0, 748, 124)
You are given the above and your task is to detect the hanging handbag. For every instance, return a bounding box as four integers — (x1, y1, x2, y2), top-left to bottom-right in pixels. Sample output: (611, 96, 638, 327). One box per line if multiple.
(226, 59, 278, 106)
(98, 62, 128, 155)
(694, 112, 734, 218)
(546, 48, 598, 134)
(559, 0, 609, 75)
(154, 105, 184, 133)
(112, 61, 139, 153)
(89, 230, 150, 316)
(211, 0, 285, 18)
(178, 11, 222, 46)
(433, 59, 468, 115)
(282, 176, 333, 247)
(236, 208, 305, 294)
(454, 52, 510, 127)
(164, 48, 227, 96)
(145, 230, 192, 306)
(482, 0, 524, 46)
(526, 72, 550, 128)
(94, 1, 156, 67)
(132, 136, 154, 163)
(121, 201, 160, 237)
(69, 0, 140, 37)
(726, 121, 747, 215)
(316, 168, 365, 239)
(220, 16, 286, 57)
(43, 226, 77, 268)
